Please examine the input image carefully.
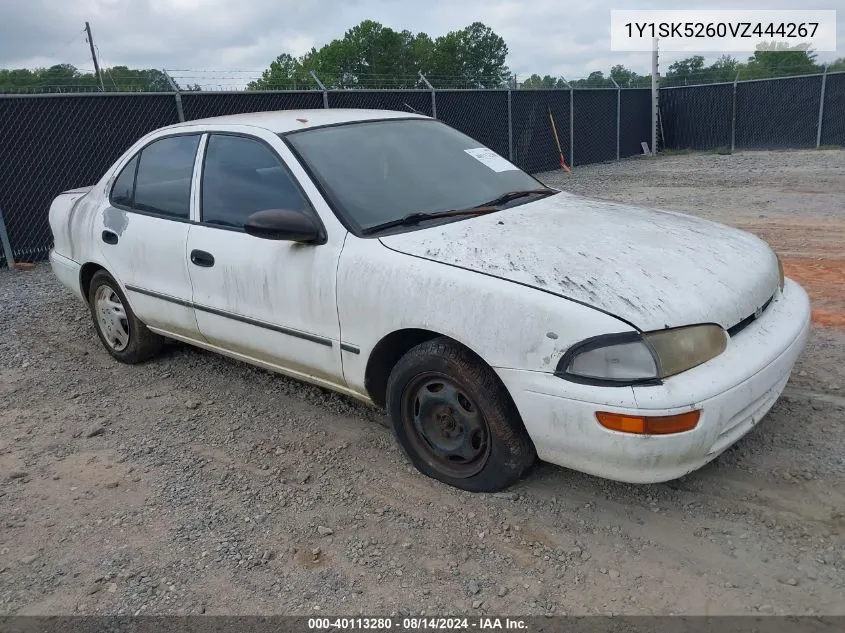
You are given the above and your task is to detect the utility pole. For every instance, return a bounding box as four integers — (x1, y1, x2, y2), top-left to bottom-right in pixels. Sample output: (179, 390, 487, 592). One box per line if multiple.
(85, 21, 105, 92)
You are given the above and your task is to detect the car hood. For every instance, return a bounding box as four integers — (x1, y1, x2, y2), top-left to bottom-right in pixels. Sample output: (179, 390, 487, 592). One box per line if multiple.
(378, 191, 780, 332)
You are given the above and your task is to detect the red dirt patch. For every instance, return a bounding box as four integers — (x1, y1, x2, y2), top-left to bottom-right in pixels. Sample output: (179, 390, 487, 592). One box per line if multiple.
(781, 257, 845, 329)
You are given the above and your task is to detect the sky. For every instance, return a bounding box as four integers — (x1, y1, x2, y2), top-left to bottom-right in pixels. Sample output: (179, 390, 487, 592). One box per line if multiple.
(0, 0, 841, 88)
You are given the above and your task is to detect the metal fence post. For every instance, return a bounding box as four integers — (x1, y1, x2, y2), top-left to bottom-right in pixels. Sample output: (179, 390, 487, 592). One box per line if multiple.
(731, 71, 739, 153)
(419, 72, 436, 119)
(569, 86, 575, 168)
(651, 38, 659, 155)
(162, 70, 185, 123)
(816, 63, 829, 148)
(310, 71, 328, 108)
(560, 79, 573, 167)
(0, 206, 16, 269)
(610, 77, 621, 160)
(507, 89, 513, 161)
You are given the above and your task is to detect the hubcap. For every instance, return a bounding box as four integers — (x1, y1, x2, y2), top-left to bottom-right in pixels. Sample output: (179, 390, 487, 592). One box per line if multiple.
(94, 285, 130, 351)
(403, 374, 491, 478)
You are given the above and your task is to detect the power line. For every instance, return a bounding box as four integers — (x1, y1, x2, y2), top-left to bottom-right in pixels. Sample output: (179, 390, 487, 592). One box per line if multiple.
(40, 28, 87, 63)
(96, 47, 121, 90)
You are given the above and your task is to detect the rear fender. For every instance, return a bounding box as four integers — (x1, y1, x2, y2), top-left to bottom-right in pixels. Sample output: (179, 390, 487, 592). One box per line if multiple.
(48, 186, 94, 262)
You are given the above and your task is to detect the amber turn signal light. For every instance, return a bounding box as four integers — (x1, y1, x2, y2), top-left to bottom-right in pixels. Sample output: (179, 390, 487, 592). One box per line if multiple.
(595, 410, 701, 435)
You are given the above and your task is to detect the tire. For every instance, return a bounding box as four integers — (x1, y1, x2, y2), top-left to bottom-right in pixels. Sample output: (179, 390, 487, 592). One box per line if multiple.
(386, 337, 536, 492)
(87, 270, 164, 364)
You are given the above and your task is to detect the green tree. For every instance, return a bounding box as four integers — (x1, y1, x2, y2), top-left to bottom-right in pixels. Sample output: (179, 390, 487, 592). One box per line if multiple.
(101, 67, 173, 92)
(0, 68, 37, 91)
(247, 53, 312, 90)
(519, 64, 652, 89)
(409, 32, 436, 76)
(663, 55, 706, 86)
(249, 20, 511, 90)
(609, 64, 637, 85)
(445, 21, 510, 87)
(830, 57, 845, 71)
(0, 64, 97, 92)
(743, 43, 820, 78)
(571, 70, 615, 88)
(0, 63, 194, 93)
(705, 54, 741, 82)
(521, 74, 566, 88)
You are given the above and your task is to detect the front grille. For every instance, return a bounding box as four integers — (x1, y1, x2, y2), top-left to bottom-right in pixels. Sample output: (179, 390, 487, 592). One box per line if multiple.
(727, 294, 774, 337)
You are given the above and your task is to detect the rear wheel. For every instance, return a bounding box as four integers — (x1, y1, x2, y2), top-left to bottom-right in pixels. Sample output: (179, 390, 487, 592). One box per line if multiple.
(88, 270, 164, 363)
(386, 338, 536, 492)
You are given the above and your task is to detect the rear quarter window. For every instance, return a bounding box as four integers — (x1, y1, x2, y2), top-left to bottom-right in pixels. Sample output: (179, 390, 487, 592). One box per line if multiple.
(110, 156, 138, 207)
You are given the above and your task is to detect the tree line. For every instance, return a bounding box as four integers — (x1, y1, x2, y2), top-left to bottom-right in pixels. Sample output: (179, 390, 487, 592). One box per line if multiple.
(524, 46, 845, 89)
(2, 20, 843, 93)
(246, 20, 511, 90)
(0, 64, 201, 93)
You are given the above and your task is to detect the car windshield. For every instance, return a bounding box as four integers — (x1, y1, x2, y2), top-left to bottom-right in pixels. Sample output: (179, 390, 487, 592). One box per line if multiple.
(284, 118, 547, 234)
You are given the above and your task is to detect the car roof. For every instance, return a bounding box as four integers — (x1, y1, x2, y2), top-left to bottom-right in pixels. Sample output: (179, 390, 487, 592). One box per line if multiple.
(165, 108, 430, 134)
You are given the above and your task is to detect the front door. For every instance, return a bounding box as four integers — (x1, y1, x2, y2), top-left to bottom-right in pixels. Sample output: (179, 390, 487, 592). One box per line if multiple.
(98, 132, 203, 340)
(185, 131, 345, 387)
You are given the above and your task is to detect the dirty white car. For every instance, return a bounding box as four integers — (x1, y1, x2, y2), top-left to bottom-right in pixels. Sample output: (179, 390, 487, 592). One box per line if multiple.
(48, 109, 811, 492)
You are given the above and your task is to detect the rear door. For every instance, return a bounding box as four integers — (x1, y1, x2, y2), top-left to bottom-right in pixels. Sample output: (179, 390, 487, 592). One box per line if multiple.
(98, 132, 202, 340)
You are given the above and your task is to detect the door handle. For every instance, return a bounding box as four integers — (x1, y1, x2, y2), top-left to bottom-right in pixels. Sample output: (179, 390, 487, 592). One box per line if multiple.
(190, 249, 215, 267)
(102, 230, 118, 245)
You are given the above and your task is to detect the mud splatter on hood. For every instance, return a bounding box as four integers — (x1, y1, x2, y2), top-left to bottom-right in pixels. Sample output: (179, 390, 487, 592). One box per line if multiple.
(379, 191, 780, 332)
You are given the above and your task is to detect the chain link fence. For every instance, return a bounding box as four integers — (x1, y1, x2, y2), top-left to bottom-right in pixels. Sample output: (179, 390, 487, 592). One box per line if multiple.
(0, 85, 653, 266)
(821, 73, 845, 147)
(620, 89, 653, 158)
(660, 70, 844, 152)
(510, 89, 572, 174)
(1, 71, 842, 267)
(658, 84, 733, 150)
(180, 91, 323, 121)
(435, 90, 511, 160)
(573, 90, 619, 165)
(0, 93, 180, 267)
(735, 75, 823, 149)
(325, 90, 434, 117)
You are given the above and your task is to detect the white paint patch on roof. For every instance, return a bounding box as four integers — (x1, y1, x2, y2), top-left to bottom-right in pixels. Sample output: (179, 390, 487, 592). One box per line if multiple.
(167, 108, 429, 133)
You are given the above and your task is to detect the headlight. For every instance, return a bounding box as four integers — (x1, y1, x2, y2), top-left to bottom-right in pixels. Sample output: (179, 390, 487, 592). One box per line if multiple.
(557, 325, 728, 386)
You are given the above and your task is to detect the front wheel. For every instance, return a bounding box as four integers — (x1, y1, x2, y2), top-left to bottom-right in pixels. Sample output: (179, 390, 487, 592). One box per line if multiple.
(88, 270, 164, 364)
(386, 338, 536, 492)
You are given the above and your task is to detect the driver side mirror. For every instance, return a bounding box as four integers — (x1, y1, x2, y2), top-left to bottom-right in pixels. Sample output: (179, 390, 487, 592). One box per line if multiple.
(244, 209, 325, 243)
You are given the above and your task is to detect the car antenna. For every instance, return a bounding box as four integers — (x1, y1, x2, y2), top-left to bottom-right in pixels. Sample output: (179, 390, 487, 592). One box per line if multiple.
(403, 103, 423, 115)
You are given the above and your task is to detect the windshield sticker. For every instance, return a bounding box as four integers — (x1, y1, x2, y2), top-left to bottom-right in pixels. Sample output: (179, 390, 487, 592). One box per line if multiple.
(464, 148, 519, 172)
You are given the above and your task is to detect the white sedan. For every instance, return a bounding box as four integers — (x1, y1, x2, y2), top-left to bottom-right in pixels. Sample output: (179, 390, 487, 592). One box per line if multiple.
(48, 109, 811, 492)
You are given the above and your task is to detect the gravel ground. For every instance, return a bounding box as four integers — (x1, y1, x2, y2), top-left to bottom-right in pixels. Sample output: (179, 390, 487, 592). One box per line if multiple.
(1, 149, 844, 617)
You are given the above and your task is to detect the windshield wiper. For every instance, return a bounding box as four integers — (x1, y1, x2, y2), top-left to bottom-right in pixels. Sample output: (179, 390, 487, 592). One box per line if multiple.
(476, 187, 557, 208)
(362, 206, 500, 235)
(361, 188, 558, 235)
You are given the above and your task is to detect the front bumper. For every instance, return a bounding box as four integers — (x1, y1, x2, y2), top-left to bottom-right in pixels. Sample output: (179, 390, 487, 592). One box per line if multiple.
(497, 278, 812, 484)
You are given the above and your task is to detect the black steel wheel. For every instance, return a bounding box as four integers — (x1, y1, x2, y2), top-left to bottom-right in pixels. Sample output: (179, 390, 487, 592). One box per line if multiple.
(401, 372, 492, 479)
(386, 337, 536, 492)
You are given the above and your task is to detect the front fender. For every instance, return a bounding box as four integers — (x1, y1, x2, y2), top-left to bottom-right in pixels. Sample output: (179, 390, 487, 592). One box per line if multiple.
(336, 236, 635, 396)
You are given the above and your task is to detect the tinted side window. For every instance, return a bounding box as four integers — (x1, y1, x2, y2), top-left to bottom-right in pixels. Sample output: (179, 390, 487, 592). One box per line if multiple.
(201, 134, 309, 229)
(111, 155, 138, 207)
(133, 135, 201, 219)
